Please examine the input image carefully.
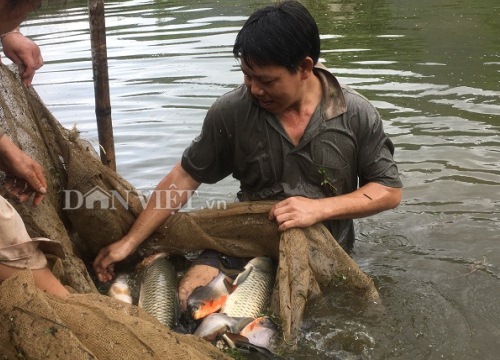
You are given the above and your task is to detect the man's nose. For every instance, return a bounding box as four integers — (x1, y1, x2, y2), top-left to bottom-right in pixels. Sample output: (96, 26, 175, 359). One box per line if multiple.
(250, 82, 265, 97)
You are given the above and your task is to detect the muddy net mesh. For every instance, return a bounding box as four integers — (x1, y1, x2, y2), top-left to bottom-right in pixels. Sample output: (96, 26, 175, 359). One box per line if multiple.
(0, 64, 379, 357)
(0, 270, 232, 360)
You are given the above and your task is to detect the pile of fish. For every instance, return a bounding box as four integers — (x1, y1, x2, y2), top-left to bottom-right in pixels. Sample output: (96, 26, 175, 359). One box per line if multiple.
(188, 257, 279, 355)
(107, 254, 279, 356)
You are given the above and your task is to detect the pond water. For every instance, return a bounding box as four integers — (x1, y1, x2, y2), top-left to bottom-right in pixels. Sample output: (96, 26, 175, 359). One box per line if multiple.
(6, 0, 499, 358)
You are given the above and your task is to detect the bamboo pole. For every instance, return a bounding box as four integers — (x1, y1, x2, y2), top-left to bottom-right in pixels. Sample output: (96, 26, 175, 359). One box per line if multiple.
(88, 0, 116, 171)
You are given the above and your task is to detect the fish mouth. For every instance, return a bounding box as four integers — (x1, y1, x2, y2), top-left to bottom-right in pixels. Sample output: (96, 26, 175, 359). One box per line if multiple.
(190, 306, 209, 320)
(189, 295, 229, 320)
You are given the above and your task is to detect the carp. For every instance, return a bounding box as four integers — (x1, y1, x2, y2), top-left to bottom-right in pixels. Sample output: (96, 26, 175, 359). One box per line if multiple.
(221, 256, 276, 318)
(138, 253, 178, 328)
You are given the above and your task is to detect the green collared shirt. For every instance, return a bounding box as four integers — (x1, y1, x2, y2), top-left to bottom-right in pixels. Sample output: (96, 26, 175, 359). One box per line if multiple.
(182, 64, 402, 250)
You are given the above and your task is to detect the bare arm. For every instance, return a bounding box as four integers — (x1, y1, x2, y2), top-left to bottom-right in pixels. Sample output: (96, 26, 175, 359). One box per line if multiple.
(1, 29, 43, 86)
(93, 162, 201, 281)
(269, 182, 402, 231)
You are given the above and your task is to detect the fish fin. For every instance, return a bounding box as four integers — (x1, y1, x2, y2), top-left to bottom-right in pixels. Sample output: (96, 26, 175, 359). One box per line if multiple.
(224, 332, 249, 344)
(232, 265, 253, 286)
(113, 293, 133, 304)
(223, 275, 238, 293)
(231, 339, 275, 358)
(137, 283, 144, 308)
(233, 317, 255, 333)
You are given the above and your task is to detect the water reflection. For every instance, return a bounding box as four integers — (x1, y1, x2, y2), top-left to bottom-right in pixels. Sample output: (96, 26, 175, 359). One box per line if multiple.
(8, 0, 500, 358)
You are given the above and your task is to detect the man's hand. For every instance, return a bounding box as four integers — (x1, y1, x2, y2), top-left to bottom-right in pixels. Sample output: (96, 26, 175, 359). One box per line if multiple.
(0, 135, 47, 205)
(269, 184, 403, 231)
(269, 196, 322, 231)
(1, 31, 43, 86)
(93, 163, 202, 282)
(93, 238, 138, 282)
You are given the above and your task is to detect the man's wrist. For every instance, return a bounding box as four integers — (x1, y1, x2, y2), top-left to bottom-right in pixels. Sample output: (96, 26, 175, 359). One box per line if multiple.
(122, 234, 142, 253)
(0, 28, 21, 41)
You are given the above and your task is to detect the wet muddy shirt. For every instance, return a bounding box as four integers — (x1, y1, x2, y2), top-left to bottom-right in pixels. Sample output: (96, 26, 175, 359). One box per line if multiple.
(182, 64, 402, 250)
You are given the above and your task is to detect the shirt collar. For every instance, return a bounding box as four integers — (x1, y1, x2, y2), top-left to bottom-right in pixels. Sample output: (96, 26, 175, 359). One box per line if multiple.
(314, 62, 347, 120)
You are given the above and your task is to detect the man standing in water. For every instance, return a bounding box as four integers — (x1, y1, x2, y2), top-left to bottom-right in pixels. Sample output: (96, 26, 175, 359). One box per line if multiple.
(94, 0, 403, 310)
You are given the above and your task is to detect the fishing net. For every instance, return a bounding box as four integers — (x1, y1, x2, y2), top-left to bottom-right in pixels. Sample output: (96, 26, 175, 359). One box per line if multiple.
(0, 269, 231, 360)
(0, 64, 379, 356)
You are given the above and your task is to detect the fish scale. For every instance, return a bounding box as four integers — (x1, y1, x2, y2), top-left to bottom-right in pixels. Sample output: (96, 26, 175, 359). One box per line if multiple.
(221, 257, 275, 319)
(138, 255, 178, 328)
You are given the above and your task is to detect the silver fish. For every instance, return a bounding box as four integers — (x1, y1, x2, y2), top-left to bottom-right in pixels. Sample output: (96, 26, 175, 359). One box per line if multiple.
(138, 253, 178, 328)
(221, 256, 275, 318)
(194, 313, 253, 340)
(108, 272, 133, 304)
(239, 316, 278, 353)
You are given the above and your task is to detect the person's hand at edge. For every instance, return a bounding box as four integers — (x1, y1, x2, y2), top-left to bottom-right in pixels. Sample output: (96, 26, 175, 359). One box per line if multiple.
(1, 30, 43, 86)
(93, 238, 138, 282)
(0, 134, 47, 205)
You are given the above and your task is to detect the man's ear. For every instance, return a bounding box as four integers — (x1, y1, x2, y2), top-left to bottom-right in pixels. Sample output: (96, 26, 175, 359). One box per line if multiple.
(298, 57, 315, 79)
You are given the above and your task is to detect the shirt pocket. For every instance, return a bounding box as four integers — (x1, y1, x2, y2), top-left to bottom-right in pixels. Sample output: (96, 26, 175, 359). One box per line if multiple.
(308, 161, 347, 197)
(309, 141, 351, 197)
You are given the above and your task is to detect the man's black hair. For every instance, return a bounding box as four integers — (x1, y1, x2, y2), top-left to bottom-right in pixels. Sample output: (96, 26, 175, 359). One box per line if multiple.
(233, 0, 320, 73)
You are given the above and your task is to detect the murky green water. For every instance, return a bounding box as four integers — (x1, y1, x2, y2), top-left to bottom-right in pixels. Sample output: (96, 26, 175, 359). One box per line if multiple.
(6, 0, 499, 358)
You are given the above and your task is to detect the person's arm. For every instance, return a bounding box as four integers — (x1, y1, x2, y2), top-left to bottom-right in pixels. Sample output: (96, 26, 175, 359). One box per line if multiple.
(1, 28, 43, 86)
(269, 182, 402, 231)
(93, 162, 201, 282)
(0, 133, 47, 205)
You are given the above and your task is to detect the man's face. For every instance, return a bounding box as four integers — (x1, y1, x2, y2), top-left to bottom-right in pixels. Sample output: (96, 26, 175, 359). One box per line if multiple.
(0, 0, 42, 34)
(241, 59, 304, 115)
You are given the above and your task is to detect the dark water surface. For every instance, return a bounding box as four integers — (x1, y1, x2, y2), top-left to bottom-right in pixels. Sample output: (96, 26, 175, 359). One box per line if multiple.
(8, 0, 499, 358)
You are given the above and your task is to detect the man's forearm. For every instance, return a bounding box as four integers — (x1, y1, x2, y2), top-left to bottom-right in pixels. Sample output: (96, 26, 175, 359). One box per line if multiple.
(319, 182, 402, 222)
(123, 162, 201, 249)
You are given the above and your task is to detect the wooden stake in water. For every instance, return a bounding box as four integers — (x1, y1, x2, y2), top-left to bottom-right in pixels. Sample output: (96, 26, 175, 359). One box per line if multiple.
(88, 0, 116, 171)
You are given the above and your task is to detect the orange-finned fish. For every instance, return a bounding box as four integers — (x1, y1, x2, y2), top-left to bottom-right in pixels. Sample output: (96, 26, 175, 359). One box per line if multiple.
(188, 272, 236, 320)
(239, 316, 278, 353)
